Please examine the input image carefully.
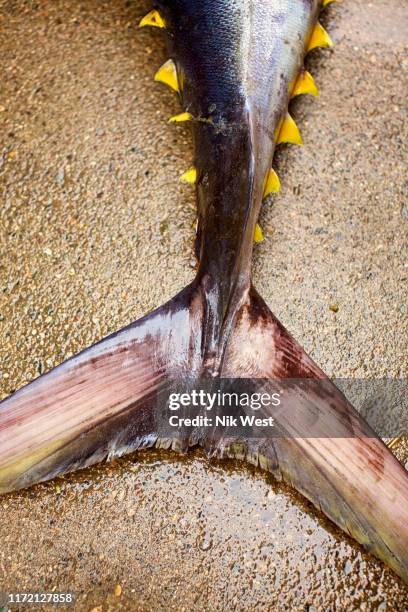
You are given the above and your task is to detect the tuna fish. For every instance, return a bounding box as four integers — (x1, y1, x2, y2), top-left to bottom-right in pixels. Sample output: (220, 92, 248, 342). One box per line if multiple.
(1, 0, 407, 583)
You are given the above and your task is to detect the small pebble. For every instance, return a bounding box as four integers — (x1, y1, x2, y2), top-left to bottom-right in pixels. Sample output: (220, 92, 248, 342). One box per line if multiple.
(258, 562, 268, 575)
(329, 304, 339, 313)
(199, 537, 212, 551)
(56, 167, 65, 186)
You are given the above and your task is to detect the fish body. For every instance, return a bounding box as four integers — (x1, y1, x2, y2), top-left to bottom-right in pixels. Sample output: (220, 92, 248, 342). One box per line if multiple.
(159, 0, 321, 365)
(1, 0, 408, 584)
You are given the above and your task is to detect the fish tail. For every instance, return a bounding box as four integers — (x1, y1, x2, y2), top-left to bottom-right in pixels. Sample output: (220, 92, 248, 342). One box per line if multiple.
(210, 286, 408, 584)
(0, 283, 199, 493)
(1, 279, 408, 582)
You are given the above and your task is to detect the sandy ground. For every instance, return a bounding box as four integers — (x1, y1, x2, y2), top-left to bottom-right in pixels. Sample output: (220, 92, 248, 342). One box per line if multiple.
(0, 0, 407, 610)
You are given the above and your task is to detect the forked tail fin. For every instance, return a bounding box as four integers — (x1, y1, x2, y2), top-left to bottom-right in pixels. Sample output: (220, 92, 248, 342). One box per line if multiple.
(0, 282, 407, 583)
(214, 287, 408, 584)
(0, 283, 201, 494)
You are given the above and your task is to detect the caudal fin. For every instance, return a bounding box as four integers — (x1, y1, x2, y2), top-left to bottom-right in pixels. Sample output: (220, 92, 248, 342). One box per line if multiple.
(0, 283, 202, 493)
(0, 282, 407, 583)
(215, 287, 408, 584)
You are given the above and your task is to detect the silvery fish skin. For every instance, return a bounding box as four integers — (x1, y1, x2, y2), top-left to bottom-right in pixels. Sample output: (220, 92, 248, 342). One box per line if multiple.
(1, 0, 408, 584)
(159, 0, 322, 365)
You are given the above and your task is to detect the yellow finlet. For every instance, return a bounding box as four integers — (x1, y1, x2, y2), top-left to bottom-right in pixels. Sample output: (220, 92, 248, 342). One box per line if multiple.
(277, 114, 303, 146)
(180, 167, 197, 184)
(307, 22, 333, 52)
(263, 169, 281, 198)
(254, 224, 264, 243)
(323, 0, 336, 6)
(139, 10, 166, 28)
(154, 59, 180, 93)
(169, 112, 192, 123)
(292, 70, 319, 98)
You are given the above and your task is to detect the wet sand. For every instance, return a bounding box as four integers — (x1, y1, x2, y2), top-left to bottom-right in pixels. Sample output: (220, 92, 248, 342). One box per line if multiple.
(0, 0, 407, 609)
